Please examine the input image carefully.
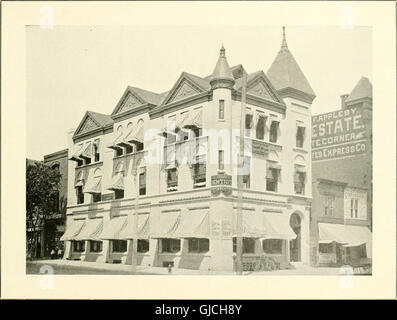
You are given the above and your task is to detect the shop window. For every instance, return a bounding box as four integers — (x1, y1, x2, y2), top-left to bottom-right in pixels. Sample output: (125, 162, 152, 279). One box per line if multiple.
(324, 196, 334, 216)
(232, 237, 255, 254)
(73, 240, 85, 252)
(90, 241, 103, 253)
(294, 172, 306, 195)
(139, 170, 146, 195)
(263, 239, 283, 254)
(269, 121, 279, 143)
(218, 150, 224, 171)
(319, 243, 333, 254)
(137, 239, 150, 253)
(296, 126, 305, 148)
(116, 147, 123, 157)
(112, 240, 127, 253)
(114, 189, 124, 200)
(167, 168, 178, 191)
(193, 163, 206, 188)
(125, 144, 133, 154)
(266, 168, 279, 192)
(92, 192, 101, 203)
(161, 239, 181, 253)
(76, 186, 84, 204)
(350, 199, 359, 218)
(256, 115, 266, 140)
(219, 100, 225, 119)
(245, 114, 253, 137)
(188, 238, 210, 253)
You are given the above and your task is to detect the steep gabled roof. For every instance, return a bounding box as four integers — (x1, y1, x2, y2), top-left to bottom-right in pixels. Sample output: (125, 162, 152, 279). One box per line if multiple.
(74, 111, 113, 137)
(111, 86, 163, 116)
(88, 111, 113, 127)
(345, 77, 372, 103)
(267, 27, 315, 98)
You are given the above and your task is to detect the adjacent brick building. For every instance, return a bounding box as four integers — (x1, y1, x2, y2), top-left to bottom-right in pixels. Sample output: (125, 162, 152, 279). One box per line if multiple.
(311, 77, 372, 267)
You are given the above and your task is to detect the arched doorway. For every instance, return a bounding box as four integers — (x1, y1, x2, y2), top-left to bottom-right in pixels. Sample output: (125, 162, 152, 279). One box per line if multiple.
(289, 213, 301, 262)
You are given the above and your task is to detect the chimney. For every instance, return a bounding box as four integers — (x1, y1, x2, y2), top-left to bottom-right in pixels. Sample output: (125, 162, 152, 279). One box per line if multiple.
(340, 94, 349, 109)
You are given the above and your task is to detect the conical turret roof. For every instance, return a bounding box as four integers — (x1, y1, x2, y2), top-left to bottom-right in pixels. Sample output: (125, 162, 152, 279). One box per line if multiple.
(210, 45, 235, 88)
(267, 27, 315, 99)
(345, 77, 372, 103)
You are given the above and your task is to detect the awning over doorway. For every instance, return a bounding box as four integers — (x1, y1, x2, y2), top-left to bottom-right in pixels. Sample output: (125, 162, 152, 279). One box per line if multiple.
(318, 223, 372, 247)
(119, 214, 150, 239)
(262, 213, 297, 240)
(174, 210, 210, 238)
(100, 216, 128, 240)
(75, 218, 103, 241)
(60, 219, 86, 241)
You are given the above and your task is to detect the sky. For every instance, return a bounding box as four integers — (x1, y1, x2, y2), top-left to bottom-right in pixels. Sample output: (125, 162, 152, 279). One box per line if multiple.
(26, 26, 371, 160)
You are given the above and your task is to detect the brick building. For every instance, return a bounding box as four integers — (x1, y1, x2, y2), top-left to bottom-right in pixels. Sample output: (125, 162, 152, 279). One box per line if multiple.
(311, 77, 372, 267)
(61, 29, 316, 271)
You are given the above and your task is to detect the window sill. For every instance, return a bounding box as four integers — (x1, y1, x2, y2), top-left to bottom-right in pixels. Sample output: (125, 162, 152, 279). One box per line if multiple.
(75, 161, 103, 170)
(293, 147, 308, 153)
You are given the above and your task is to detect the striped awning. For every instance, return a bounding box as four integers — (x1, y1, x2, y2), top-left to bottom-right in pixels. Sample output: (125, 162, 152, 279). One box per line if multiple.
(60, 219, 86, 241)
(174, 210, 209, 238)
(232, 211, 267, 238)
(150, 211, 180, 238)
(125, 125, 144, 145)
(100, 216, 128, 240)
(262, 213, 297, 240)
(119, 214, 150, 240)
(69, 144, 85, 162)
(83, 176, 101, 194)
(75, 218, 103, 241)
(107, 173, 124, 191)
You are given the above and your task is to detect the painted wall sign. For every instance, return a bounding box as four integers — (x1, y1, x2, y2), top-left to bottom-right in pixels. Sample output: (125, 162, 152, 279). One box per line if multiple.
(251, 139, 269, 156)
(312, 107, 367, 161)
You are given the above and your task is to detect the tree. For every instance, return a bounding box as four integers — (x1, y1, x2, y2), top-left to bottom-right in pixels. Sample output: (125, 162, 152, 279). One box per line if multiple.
(26, 160, 61, 259)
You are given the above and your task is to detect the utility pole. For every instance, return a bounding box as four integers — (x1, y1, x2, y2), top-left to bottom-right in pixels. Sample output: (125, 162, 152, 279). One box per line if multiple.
(131, 169, 139, 273)
(236, 69, 247, 275)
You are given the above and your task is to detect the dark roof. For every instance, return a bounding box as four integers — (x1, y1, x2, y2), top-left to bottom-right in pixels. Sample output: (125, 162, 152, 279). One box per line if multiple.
(266, 32, 315, 97)
(87, 111, 113, 127)
(345, 77, 372, 103)
(128, 86, 164, 105)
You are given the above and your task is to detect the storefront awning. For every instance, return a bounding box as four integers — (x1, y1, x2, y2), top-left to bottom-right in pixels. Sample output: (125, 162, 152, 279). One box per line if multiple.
(83, 176, 102, 194)
(150, 211, 180, 238)
(178, 110, 203, 130)
(100, 216, 128, 240)
(119, 214, 149, 239)
(174, 210, 209, 238)
(318, 223, 372, 247)
(75, 218, 103, 241)
(60, 219, 86, 241)
(232, 211, 267, 238)
(107, 174, 124, 191)
(262, 213, 297, 240)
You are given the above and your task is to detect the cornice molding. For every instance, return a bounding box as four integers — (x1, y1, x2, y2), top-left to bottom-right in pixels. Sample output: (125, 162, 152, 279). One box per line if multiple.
(232, 90, 286, 114)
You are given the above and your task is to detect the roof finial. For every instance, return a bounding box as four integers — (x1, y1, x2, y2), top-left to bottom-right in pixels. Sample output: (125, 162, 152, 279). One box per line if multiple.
(281, 26, 288, 50)
(220, 44, 225, 57)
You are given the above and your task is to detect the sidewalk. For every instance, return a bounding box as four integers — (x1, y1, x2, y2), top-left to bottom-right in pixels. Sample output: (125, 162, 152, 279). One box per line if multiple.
(28, 259, 344, 275)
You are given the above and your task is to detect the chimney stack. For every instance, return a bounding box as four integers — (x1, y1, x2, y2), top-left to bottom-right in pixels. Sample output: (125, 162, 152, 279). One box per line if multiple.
(340, 94, 349, 109)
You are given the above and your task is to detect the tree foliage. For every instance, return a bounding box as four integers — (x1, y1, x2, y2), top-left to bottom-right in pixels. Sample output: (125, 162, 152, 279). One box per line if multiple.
(26, 160, 62, 258)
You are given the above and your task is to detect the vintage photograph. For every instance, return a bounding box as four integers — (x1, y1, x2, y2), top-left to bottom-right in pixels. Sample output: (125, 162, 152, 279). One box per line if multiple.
(25, 25, 372, 276)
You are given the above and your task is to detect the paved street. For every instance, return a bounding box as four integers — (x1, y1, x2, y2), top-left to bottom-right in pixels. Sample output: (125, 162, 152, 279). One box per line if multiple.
(26, 259, 359, 276)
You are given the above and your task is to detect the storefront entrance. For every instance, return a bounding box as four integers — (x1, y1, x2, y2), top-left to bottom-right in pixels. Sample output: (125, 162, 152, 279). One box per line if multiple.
(289, 213, 301, 262)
